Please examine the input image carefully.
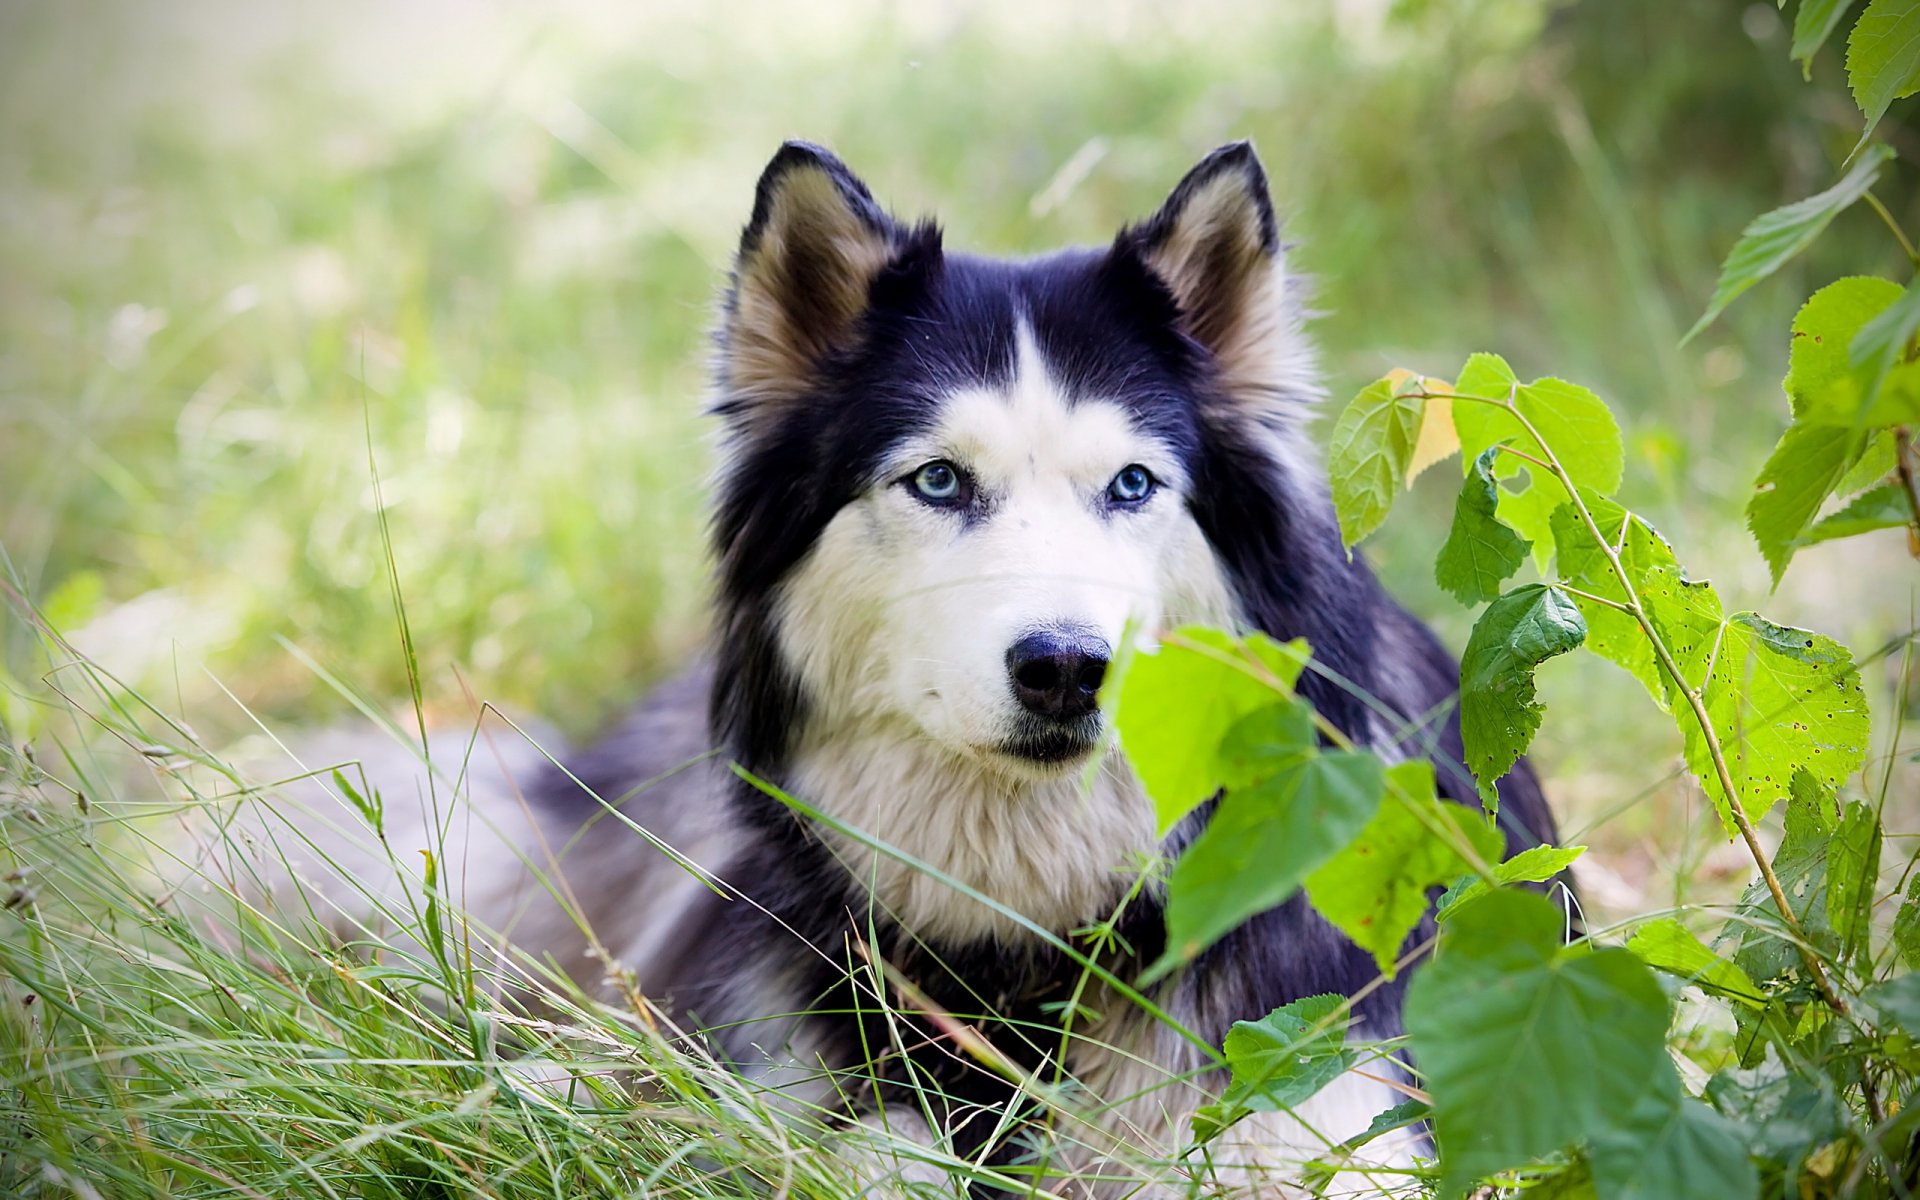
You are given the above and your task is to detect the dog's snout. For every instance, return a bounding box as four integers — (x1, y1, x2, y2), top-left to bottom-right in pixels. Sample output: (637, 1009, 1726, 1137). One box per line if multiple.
(1006, 630, 1110, 721)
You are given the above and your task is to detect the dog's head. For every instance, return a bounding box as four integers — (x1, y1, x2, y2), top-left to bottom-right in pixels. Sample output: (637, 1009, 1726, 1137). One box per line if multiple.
(710, 142, 1326, 777)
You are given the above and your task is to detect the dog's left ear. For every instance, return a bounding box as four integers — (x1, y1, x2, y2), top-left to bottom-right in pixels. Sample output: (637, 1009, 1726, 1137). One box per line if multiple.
(1117, 143, 1315, 409)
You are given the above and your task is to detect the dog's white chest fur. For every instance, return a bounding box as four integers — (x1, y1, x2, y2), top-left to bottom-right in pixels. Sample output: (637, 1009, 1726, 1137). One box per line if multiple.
(790, 735, 1158, 944)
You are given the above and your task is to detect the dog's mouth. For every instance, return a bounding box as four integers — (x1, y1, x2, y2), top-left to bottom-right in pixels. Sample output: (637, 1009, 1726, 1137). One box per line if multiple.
(998, 720, 1101, 766)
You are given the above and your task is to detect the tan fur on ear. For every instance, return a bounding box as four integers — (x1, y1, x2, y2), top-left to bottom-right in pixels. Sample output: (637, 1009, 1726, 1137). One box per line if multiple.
(721, 146, 907, 416)
(1126, 144, 1323, 425)
(1137, 171, 1273, 352)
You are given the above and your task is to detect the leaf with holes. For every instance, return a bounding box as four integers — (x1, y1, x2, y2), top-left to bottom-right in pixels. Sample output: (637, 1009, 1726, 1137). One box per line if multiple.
(1405, 889, 1672, 1197)
(1192, 993, 1357, 1142)
(1458, 584, 1586, 807)
(1687, 146, 1895, 339)
(1328, 374, 1425, 549)
(1435, 445, 1532, 604)
(1847, 276, 1920, 425)
(1305, 761, 1503, 977)
(1663, 595, 1872, 835)
(1787, 276, 1906, 421)
(1115, 626, 1309, 832)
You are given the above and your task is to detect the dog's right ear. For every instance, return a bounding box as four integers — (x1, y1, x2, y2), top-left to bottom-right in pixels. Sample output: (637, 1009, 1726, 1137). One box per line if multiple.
(719, 142, 922, 412)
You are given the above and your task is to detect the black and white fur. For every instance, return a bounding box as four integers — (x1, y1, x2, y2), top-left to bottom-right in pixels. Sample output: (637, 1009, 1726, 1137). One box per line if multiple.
(257, 142, 1555, 1197)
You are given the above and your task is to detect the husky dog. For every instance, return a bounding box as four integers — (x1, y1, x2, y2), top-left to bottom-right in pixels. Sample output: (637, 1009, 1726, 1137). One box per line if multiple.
(263, 142, 1555, 1197)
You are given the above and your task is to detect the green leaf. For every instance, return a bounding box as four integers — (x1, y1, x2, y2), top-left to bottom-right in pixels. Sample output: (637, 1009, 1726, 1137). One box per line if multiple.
(1786, 276, 1905, 421)
(1551, 495, 1679, 706)
(1686, 146, 1895, 340)
(1706, 1059, 1850, 1176)
(1452, 369, 1624, 560)
(1669, 598, 1872, 835)
(1115, 626, 1309, 832)
(1847, 0, 1920, 150)
(1435, 445, 1532, 604)
(1328, 375, 1424, 549)
(1861, 972, 1920, 1035)
(1215, 699, 1319, 790)
(1800, 480, 1913, 544)
(1848, 276, 1920, 424)
(1404, 889, 1672, 1197)
(1437, 842, 1586, 921)
(1725, 771, 1839, 993)
(1458, 584, 1587, 806)
(1893, 872, 1920, 967)
(1838, 427, 1898, 492)
(1588, 1085, 1760, 1200)
(1152, 748, 1384, 981)
(1304, 761, 1503, 978)
(1192, 993, 1357, 1142)
(1792, 0, 1855, 70)
(1746, 420, 1866, 584)
(1827, 799, 1882, 971)
(1625, 917, 1765, 1007)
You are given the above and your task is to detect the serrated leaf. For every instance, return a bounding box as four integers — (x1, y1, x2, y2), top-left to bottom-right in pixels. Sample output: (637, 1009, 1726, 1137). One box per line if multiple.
(1192, 993, 1357, 1142)
(1801, 480, 1913, 544)
(1115, 627, 1309, 832)
(1746, 420, 1865, 583)
(1437, 842, 1586, 921)
(1686, 146, 1895, 340)
(1305, 760, 1503, 978)
(1451, 370, 1624, 563)
(1551, 494, 1679, 706)
(1847, 0, 1920, 150)
(1626, 917, 1765, 1007)
(1404, 889, 1672, 1197)
(1665, 596, 1873, 835)
(1328, 375, 1425, 549)
(1792, 0, 1855, 69)
(1458, 584, 1586, 806)
(1435, 445, 1532, 604)
(1848, 276, 1920, 424)
(1827, 799, 1882, 971)
(1151, 748, 1383, 981)
(1588, 1085, 1760, 1200)
(1726, 771, 1839, 995)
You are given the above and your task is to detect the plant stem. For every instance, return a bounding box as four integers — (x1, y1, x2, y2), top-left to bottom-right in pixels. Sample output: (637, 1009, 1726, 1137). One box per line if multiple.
(1470, 386, 1886, 1124)
(1864, 191, 1920, 270)
(1896, 426, 1920, 559)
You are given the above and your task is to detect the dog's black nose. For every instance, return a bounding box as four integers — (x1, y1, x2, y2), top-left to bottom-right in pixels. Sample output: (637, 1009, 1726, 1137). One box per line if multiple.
(1006, 630, 1110, 721)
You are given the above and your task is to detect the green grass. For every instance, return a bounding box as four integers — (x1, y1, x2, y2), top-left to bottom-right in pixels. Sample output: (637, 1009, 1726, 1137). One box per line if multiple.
(3, 0, 1918, 1195)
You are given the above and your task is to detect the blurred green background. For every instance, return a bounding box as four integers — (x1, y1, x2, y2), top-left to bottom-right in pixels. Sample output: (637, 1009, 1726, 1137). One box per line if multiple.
(2, 0, 1915, 915)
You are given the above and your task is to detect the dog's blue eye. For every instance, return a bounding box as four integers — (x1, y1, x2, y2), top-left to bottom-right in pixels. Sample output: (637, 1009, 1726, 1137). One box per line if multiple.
(910, 460, 967, 505)
(1107, 465, 1155, 505)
